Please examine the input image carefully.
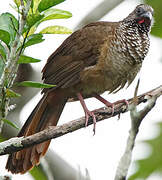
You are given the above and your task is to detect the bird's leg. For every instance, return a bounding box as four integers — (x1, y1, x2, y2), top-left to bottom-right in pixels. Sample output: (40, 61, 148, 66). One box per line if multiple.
(94, 94, 115, 114)
(77, 93, 96, 134)
(94, 94, 129, 115)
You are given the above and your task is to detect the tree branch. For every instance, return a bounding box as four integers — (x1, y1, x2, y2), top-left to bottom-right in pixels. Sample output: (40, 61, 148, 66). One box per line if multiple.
(114, 84, 158, 180)
(0, 85, 161, 156)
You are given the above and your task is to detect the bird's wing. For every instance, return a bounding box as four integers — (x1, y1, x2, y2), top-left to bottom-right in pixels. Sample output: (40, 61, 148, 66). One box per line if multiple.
(42, 22, 114, 92)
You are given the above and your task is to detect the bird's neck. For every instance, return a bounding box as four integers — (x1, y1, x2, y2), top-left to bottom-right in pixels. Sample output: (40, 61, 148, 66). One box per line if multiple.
(116, 20, 150, 63)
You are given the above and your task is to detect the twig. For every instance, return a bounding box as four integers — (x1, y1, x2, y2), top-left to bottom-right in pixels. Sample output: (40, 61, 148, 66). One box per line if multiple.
(0, 0, 31, 85)
(0, 85, 161, 156)
(114, 83, 158, 180)
(8, 0, 31, 87)
(0, 0, 32, 132)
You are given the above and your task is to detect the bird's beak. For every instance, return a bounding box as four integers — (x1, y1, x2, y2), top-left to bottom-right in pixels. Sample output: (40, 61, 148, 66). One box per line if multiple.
(142, 11, 152, 20)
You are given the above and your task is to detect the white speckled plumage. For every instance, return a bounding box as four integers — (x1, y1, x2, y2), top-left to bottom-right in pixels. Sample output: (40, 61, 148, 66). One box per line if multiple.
(78, 4, 153, 95)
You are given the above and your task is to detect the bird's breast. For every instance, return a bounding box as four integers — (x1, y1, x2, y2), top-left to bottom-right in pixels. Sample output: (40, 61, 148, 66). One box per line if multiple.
(72, 29, 148, 96)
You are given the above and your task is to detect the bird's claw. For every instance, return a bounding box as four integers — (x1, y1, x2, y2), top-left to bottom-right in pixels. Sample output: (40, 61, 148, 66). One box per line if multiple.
(94, 94, 129, 116)
(103, 99, 129, 115)
(113, 99, 129, 108)
(111, 99, 129, 114)
(85, 110, 96, 135)
(104, 102, 115, 115)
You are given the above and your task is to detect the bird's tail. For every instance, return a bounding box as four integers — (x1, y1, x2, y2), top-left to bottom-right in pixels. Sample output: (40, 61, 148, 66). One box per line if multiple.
(6, 89, 68, 174)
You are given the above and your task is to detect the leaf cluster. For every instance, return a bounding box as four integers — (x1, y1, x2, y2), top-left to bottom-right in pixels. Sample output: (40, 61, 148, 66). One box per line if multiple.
(0, 0, 72, 130)
(0, 0, 72, 178)
(0, 0, 72, 66)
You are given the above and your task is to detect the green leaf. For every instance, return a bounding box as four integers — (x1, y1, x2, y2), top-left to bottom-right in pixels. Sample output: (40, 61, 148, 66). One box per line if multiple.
(27, 13, 44, 29)
(41, 8, 72, 22)
(6, 89, 21, 98)
(129, 122, 162, 180)
(0, 43, 6, 59)
(27, 9, 72, 33)
(0, 134, 7, 142)
(0, 44, 5, 78)
(24, 33, 45, 48)
(30, 165, 48, 180)
(0, 30, 10, 45)
(0, 13, 18, 45)
(18, 55, 41, 64)
(16, 81, 56, 88)
(40, 25, 72, 34)
(31, 0, 42, 13)
(13, 0, 21, 7)
(1, 118, 19, 129)
(145, 0, 162, 38)
(38, 0, 65, 12)
(31, 0, 34, 10)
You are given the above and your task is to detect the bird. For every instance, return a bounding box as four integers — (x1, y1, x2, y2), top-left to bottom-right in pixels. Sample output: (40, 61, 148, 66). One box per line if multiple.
(6, 4, 153, 174)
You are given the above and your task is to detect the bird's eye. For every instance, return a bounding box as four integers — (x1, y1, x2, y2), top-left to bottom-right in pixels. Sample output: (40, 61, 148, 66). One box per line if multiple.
(136, 7, 144, 15)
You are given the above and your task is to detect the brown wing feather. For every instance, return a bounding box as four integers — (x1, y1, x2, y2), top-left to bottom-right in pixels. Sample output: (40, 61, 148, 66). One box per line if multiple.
(42, 22, 114, 92)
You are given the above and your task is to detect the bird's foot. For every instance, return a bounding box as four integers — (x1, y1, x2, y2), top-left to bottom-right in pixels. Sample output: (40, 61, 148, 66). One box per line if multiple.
(85, 110, 96, 134)
(112, 99, 129, 114)
(94, 94, 115, 115)
(113, 99, 129, 106)
(94, 94, 129, 115)
(77, 93, 96, 134)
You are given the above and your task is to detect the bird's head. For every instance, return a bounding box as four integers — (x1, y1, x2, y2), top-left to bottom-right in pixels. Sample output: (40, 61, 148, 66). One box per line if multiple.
(124, 4, 154, 33)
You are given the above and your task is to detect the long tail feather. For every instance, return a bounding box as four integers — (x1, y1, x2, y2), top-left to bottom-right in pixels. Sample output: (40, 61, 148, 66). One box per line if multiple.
(6, 90, 67, 174)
